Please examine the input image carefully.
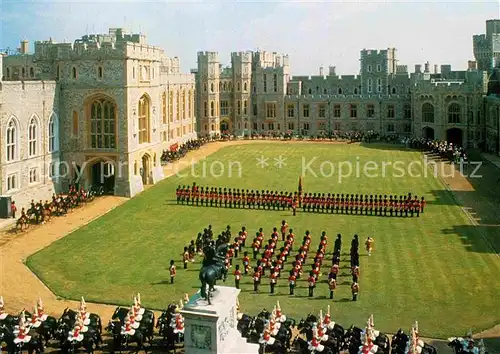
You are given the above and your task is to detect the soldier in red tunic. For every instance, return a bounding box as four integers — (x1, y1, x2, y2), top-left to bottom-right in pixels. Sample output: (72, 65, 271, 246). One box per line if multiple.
(242, 251, 250, 274)
(280, 220, 288, 241)
(169, 260, 176, 284)
(270, 270, 278, 294)
(234, 265, 242, 289)
(253, 267, 261, 292)
(308, 271, 316, 297)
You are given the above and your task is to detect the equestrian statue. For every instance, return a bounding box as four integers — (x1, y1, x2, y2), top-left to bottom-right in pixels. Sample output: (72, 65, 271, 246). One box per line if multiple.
(199, 241, 228, 304)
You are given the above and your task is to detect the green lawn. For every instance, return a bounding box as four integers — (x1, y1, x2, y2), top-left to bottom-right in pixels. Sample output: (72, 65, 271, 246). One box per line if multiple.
(27, 143, 500, 339)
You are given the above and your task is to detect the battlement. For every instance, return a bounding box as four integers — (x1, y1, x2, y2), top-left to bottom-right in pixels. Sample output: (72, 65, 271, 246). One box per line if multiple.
(0, 80, 57, 92)
(361, 48, 394, 57)
(253, 51, 289, 68)
(231, 51, 252, 62)
(33, 39, 165, 61)
(197, 51, 219, 62)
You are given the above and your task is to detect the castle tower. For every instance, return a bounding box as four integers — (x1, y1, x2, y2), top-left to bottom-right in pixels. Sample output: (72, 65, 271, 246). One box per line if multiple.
(197, 51, 221, 135)
(231, 51, 253, 135)
(360, 48, 396, 95)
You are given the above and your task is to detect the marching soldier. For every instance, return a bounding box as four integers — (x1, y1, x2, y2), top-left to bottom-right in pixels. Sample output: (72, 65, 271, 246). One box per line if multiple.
(288, 271, 297, 295)
(183, 247, 189, 269)
(280, 220, 288, 241)
(334, 234, 342, 254)
(420, 196, 426, 213)
(328, 278, 337, 299)
(365, 237, 374, 256)
(351, 282, 359, 301)
(253, 267, 261, 292)
(308, 271, 316, 297)
(234, 265, 242, 289)
(242, 251, 250, 274)
(169, 260, 176, 284)
(270, 270, 278, 294)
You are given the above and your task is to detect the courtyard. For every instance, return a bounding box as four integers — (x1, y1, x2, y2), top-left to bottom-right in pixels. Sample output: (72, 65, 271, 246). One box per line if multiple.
(24, 142, 500, 340)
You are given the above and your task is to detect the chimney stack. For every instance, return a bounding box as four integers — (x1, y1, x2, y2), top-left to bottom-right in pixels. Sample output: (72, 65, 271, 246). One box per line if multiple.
(434, 64, 438, 74)
(329, 66, 336, 76)
(424, 61, 430, 73)
(319, 66, 324, 76)
(415, 64, 422, 73)
(20, 40, 29, 54)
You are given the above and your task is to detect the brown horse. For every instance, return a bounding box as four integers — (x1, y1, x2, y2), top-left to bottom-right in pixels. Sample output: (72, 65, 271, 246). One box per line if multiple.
(16, 216, 29, 232)
(40, 208, 51, 223)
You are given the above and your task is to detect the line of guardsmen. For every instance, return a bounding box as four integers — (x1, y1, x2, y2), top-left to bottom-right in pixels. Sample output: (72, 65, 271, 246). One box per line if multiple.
(301, 193, 425, 216)
(176, 184, 426, 217)
(176, 184, 295, 210)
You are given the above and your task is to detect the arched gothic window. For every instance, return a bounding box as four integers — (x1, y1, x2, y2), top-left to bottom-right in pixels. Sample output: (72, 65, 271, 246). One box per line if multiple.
(90, 99, 116, 149)
(28, 117, 38, 157)
(422, 103, 435, 123)
(138, 94, 151, 144)
(48, 114, 59, 152)
(448, 103, 461, 124)
(6, 119, 18, 161)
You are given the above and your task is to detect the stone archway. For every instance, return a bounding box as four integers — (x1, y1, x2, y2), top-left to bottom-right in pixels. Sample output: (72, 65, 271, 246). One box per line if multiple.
(446, 128, 463, 147)
(88, 159, 115, 194)
(422, 126, 435, 140)
(220, 119, 232, 134)
(141, 154, 151, 185)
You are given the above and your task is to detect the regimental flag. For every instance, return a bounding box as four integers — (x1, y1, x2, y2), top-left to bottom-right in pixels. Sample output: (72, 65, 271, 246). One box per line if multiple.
(298, 176, 303, 194)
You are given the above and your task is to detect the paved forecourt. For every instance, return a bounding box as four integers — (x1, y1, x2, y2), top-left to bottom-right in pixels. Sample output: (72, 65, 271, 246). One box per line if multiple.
(26, 142, 500, 339)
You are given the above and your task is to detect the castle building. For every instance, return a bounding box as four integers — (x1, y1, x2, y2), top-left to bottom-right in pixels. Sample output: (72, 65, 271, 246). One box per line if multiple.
(1, 28, 196, 209)
(2, 20, 500, 211)
(195, 20, 500, 153)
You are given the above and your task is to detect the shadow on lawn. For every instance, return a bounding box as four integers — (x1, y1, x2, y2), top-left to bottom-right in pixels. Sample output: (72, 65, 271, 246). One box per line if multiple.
(441, 224, 500, 255)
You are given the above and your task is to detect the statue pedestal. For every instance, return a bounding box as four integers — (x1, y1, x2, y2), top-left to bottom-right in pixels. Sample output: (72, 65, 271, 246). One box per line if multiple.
(181, 286, 259, 354)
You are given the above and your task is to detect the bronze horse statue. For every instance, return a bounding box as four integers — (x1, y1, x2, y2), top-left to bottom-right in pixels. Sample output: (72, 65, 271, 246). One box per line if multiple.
(199, 242, 228, 304)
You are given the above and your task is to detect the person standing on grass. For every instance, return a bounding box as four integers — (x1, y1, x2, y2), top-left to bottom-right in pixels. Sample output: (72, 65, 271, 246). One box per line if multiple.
(365, 237, 374, 256)
(280, 220, 288, 241)
(308, 271, 316, 297)
(269, 270, 277, 294)
(328, 278, 337, 299)
(169, 260, 176, 284)
(253, 267, 261, 292)
(351, 282, 359, 301)
(334, 234, 342, 255)
(183, 247, 189, 269)
(234, 265, 242, 289)
(288, 271, 297, 295)
(242, 251, 250, 274)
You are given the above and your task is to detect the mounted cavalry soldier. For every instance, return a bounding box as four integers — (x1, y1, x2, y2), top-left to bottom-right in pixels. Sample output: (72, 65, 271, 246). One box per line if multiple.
(323, 305, 335, 331)
(273, 301, 287, 323)
(0, 296, 8, 320)
(79, 297, 91, 325)
(13, 311, 32, 344)
(132, 294, 145, 321)
(121, 312, 137, 336)
(68, 312, 88, 343)
(308, 325, 325, 352)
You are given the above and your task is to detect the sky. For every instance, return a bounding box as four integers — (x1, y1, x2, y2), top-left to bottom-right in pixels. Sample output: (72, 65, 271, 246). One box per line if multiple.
(1, 0, 499, 75)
